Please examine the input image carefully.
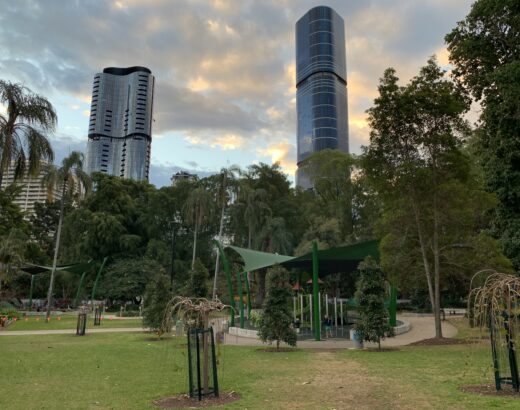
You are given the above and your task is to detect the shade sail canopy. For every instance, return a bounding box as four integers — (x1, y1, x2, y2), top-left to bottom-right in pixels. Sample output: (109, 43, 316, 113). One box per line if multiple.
(282, 240, 380, 275)
(19, 260, 96, 275)
(225, 240, 380, 276)
(225, 246, 294, 272)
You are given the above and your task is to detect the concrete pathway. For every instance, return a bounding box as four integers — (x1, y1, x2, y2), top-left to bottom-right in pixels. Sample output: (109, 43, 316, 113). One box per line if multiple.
(0, 327, 146, 336)
(224, 315, 458, 349)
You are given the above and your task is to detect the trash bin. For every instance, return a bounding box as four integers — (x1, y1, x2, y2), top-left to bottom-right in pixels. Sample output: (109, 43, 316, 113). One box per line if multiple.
(349, 328, 363, 349)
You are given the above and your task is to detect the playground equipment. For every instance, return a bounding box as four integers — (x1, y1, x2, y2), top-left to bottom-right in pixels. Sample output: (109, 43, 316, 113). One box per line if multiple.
(469, 272, 520, 391)
(215, 239, 397, 341)
(94, 306, 102, 326)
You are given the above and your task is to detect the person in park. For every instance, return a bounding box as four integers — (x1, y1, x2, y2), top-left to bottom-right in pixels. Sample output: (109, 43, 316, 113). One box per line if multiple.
(323, 315, 333, 338)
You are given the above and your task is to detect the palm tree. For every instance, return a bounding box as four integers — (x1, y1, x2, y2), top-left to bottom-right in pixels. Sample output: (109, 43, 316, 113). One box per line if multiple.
(43, 151, 91, 319)
(0, 80, 56, 188)
(239, 185, 271, 249)
(184, 187, 213, 269)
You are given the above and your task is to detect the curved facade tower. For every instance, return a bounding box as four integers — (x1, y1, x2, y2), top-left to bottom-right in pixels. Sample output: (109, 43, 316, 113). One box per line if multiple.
(85, 66, 154, 181)
(296, 6, 348, 188)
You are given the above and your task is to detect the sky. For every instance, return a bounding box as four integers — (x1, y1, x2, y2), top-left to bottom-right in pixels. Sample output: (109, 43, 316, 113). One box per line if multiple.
(0, 0, 474, 187)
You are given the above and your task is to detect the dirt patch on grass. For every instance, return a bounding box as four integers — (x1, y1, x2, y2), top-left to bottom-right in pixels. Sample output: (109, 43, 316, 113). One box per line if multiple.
(256, 347, 298, 352)
(153, 391, 240, 408)
(408, 337, 474, 346)
(460, 384, 520, 397)
(363, 347, 400, 352)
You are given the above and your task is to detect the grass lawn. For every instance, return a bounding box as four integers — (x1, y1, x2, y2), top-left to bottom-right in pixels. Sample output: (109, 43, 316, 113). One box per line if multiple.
(1, 325, 518, 409)
(5, 315, 143, 331)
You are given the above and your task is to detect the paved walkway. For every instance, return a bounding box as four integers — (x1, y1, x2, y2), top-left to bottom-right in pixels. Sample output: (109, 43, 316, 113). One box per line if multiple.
(224, 316, 457, 349)
(0, 327, 145, 336)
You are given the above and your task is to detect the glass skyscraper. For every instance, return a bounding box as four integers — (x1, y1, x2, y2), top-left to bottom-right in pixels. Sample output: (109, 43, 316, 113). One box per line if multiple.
(85, 66, 155, 181)
(296, 6, 349, 188)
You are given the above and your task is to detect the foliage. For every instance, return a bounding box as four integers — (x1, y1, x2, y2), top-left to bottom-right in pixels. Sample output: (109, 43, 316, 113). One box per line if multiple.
(446, 0, 520, 271)
(354, 257, 394, 349)
(258, 265, 297, 350)
(183, 258, 209, 298)
(0, 228, 27, 292)
(0, 80, 55, 187)
(362, 57, 503, 338)
(142, 273, 171, 334)
(0, 185, 27, 235)
(99, 257, 163, 302)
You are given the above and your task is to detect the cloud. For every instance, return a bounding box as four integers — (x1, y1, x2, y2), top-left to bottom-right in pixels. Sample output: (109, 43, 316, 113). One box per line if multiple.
(256, 140, 296, 175)
(0, 0, 475, 187)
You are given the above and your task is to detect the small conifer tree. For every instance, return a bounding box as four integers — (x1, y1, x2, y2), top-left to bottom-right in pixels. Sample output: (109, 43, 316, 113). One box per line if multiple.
(355, 257, 394, 349)
(258, 265, 297, 350)
(143, 273, 171, 336)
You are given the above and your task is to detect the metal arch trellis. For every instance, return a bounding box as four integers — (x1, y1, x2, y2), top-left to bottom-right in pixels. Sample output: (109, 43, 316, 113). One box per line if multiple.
(469, 272, 520, 391)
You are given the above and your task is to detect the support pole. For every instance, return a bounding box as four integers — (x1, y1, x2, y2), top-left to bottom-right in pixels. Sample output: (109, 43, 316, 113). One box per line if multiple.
(29, 275, 35, 310)
(340, 300, 344, 326)
(91, 257, 108, 304)
(74, 270, 88, 308)
(312, 242, 320, 341)
(389, 283, 397, 327)
(300, 293, 304, 327)
(213, 240, 235, 327)
(334, 297, 338, 328)
(244, 272, 252, 318)
(293, 296, 297, 322)
(236, 271, 245, 329)
(325, 294, 329, 317)
(309, 294, 313, 331)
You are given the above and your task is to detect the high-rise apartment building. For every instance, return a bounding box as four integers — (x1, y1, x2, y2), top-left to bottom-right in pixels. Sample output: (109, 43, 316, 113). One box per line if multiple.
(85, 66, 155, 181)
(0, 162, 63, 217)
(295, 6, 349, 189)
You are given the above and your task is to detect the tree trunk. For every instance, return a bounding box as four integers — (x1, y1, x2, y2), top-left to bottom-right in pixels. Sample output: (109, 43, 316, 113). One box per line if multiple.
(432, 192, 443, 338)
(212, 203, 226, 299)
(411, 201, 436, 319)
(276, 339, 280, 351)
(191, 223, 198, 270)
(46, 186, 66, 320)
(255, 269, 266, 306)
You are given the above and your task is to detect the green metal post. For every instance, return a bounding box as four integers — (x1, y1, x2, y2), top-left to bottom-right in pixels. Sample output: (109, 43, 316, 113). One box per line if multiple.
(389, 283, 397, 327)
(312, 242, 320, 341)
(91, 257, 108, 302)
(244, 272, 252, 317)
(236, 270, 245, 329)
(29, 275, 35, 310)
(213, 240, 235, 327)
(74, 271, 88, 308)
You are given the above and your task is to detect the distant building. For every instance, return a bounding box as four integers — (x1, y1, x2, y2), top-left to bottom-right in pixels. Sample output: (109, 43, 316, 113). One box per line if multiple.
(85, 66, 155, 181)
(171, 171, 197, 186)
(295, 6, 349, 189)
(0, 163, 63, 217)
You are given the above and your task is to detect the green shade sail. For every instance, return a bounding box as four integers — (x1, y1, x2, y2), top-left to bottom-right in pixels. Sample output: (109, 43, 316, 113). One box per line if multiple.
(225, 246, 294, 272)
(225, 240, 380, 275)
(20, 260, 96, 275)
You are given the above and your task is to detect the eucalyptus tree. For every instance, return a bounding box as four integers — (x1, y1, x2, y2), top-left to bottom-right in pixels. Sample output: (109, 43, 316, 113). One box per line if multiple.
(0, 80, 55, 187)
(363, 58, 473, 338)
(42, 151, 91, 319)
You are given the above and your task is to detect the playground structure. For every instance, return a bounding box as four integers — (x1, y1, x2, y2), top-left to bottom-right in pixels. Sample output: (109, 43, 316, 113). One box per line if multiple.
(215, 240, 398, 341)
(19, 257, 108, 311)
